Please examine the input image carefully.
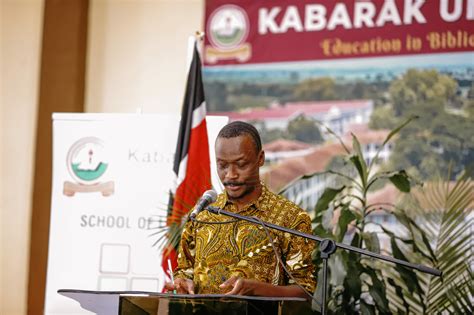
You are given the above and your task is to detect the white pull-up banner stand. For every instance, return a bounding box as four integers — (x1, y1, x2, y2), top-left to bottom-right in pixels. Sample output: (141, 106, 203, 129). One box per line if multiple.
(45, 113, 227, 315)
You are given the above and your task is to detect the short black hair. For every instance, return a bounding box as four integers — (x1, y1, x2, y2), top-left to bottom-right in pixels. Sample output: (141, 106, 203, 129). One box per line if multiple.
(217, 121, 262, 152)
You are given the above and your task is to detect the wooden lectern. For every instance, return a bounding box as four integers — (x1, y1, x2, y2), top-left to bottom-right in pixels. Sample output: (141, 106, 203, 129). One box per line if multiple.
(58, 289, 317, 315)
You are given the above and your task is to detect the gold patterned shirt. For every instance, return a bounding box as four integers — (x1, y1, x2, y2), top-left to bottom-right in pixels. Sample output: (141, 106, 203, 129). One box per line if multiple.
(174, 184, 316, 294)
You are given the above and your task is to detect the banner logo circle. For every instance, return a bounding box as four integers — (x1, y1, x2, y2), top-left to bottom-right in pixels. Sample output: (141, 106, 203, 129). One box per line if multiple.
(208, 5, 249, 50)
(66, 137, 109, 185)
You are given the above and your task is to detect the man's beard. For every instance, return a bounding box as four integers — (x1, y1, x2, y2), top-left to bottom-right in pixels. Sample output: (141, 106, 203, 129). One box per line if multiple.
(224, 180, 258, 201)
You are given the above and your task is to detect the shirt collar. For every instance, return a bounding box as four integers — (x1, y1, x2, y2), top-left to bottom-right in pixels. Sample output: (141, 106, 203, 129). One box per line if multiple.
(214, 182, 270, 212)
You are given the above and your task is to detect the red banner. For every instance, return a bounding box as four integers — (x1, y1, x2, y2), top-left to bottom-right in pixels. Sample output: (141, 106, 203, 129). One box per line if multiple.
(204, 0, 474, 65)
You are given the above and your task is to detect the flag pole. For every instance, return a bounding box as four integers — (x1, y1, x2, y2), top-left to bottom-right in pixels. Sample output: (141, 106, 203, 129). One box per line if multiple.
(185, 31, 205, 73)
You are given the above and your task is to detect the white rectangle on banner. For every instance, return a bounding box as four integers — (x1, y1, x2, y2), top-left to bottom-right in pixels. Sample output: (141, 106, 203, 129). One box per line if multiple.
(45, 113, 228, 315)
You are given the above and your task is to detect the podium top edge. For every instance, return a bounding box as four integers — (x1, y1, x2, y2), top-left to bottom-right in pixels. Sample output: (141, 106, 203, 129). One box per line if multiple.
(57, 289, 307, 302)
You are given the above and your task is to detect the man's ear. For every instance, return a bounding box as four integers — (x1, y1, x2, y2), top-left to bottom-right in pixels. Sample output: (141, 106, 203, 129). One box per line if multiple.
(258, 150, 265, 167)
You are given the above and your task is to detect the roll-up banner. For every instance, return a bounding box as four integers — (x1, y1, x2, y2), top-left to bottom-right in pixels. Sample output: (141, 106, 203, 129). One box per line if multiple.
(45, 113, 228, 315)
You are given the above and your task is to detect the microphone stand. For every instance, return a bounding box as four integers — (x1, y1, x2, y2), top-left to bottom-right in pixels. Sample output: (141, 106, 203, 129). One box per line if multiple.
(204, 206, 442, 315)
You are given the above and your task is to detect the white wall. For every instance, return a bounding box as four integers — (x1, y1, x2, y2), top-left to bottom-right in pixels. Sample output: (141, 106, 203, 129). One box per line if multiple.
(0, 1, 44, 314)
(0, 0, 204, 314)
(86, 0, 204, 114)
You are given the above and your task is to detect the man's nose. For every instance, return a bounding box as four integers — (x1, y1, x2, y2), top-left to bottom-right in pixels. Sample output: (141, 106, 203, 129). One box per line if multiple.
(226, 165, 238, 179)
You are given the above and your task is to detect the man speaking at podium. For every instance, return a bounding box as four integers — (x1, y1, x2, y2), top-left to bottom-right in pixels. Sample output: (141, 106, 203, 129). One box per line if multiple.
(165, 121, 316, 298)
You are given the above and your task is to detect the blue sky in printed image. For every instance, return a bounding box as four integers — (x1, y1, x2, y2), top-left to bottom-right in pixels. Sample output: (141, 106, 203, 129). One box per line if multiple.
(203, 52, 474, 83)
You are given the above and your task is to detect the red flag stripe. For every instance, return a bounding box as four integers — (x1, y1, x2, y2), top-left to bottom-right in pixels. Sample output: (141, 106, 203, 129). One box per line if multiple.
(169, 120, 210, 222)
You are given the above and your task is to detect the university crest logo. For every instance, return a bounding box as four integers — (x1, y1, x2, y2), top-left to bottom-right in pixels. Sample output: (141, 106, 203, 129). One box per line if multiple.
(63, 137, 114, 197)
(205, 5, 252, 63)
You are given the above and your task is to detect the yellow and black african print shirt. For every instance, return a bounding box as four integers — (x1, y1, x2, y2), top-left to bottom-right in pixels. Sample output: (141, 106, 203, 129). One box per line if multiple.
(174, 184, 317, 294)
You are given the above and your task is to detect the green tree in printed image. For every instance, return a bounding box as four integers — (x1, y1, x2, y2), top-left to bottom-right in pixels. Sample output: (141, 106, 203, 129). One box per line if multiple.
(370, 69, 474, 180)
(293, 77, 337, 101)
(287, 116, 324, 144)
(256, 116, 324, 144)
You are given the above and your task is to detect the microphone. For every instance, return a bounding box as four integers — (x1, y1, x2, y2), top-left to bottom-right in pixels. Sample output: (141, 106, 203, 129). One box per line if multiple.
(189, 190, 218, 219)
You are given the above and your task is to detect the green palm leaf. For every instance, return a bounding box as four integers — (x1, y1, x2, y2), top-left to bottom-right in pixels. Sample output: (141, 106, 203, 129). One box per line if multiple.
(388, 174, 473, 314)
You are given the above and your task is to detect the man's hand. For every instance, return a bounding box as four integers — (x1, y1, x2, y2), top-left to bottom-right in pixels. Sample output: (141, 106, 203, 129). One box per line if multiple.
(219, 276, 256, 295)
(164, 278, 195, 294)
(220, 276, 309, 298)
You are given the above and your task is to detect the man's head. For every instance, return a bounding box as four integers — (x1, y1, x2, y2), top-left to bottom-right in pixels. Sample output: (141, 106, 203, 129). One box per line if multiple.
(215, 121, 264, 204)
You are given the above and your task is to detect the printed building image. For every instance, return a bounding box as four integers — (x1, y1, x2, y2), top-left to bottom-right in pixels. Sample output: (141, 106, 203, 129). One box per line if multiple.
(261, 125, 394, 211)
(210, 99, 374, 138)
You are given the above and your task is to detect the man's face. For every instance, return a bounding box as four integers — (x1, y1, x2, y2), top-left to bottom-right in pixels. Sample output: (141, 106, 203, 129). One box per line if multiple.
(215, 134, 264, 201)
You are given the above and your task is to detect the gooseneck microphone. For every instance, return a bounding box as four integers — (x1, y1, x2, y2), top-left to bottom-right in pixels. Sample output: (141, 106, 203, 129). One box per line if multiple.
(189, 190, 218, 219)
